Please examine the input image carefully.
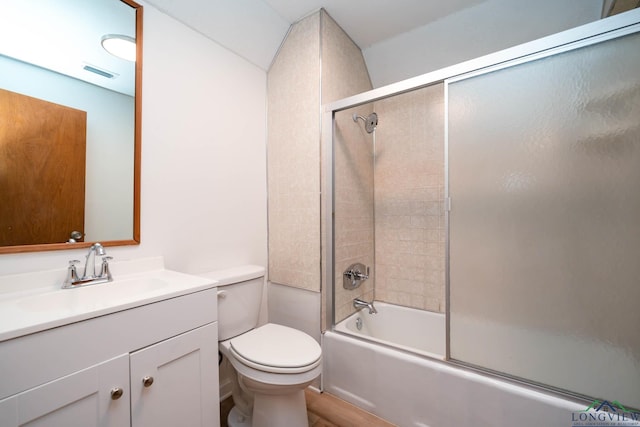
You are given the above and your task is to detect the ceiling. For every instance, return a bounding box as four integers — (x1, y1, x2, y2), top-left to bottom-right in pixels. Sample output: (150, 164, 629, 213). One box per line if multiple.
(0, 0, 136, 96)
(0, 0, 493, 98)
(262, 0, 486, 49)
(143, 0, 489, 71)
(4, 0, 633, 95)
(142, 0, 637, 75)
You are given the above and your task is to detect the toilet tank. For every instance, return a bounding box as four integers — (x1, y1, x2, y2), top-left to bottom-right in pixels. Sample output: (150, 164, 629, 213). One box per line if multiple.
(199, 265, 265, 341)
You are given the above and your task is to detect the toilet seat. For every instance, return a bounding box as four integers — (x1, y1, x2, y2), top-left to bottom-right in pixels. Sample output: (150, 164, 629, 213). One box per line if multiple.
(229, 323, 321, 374)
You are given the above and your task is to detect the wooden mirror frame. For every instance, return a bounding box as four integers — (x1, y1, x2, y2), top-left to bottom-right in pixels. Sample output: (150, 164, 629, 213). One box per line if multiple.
(0, 0, 142, 254)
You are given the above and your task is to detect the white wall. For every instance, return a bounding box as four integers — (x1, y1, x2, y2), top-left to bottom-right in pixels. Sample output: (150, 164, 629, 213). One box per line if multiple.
(0, 3, 268, 278)
(363, 0, 603, 87)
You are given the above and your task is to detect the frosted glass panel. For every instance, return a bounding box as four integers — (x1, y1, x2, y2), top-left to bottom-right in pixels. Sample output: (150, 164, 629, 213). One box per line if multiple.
(448, 31, 640, 408)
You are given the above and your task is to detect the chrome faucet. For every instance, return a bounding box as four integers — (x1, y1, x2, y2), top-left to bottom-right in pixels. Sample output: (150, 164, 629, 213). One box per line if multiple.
(83, 242, 106, 278)
(62, 243, 113, 288)
(353, 298, 377, 314)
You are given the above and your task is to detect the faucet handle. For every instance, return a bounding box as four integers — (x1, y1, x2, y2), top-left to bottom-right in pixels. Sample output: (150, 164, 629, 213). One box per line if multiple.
(67, 259, 80, 274)
(63, 260, 81, 288)
(355, 266, 369, 280)
(343, 263, 369, 290)
(100, 256, 113, 281)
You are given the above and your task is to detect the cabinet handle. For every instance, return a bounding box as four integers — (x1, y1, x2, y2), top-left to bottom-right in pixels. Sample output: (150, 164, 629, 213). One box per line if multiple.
(142, 376, 154, 387)
(110, 387, 124, 400)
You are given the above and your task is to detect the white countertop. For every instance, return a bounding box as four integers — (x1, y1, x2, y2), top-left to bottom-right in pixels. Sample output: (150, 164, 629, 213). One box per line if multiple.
(0, 257, 217, 342)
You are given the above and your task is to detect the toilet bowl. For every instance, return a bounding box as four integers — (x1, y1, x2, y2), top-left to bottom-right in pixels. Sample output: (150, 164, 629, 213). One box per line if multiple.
(220, 323, 321, 426)
(200, 266, 322, 427)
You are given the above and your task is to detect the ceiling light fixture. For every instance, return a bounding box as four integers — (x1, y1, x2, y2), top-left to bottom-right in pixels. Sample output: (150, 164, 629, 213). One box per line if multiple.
(101, 34, 136, 62)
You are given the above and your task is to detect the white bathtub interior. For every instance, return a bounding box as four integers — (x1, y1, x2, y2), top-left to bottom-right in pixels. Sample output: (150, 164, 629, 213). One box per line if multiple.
(334, 301, 445, 359)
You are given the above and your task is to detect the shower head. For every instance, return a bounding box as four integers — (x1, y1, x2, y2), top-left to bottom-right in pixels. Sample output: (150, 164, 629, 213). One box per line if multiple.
(353, 112, 378, 133)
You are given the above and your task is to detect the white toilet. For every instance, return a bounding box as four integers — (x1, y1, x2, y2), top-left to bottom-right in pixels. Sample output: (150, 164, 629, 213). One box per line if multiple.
(200, 265, 321, 427)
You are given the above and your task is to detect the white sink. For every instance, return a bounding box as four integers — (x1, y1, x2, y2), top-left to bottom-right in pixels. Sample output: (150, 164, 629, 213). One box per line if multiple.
(17, 277, 169, 312)
(0, 258, 217, 342)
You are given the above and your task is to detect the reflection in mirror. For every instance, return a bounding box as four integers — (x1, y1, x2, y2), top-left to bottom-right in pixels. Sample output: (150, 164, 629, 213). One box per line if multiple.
(0, 0, 142, 253)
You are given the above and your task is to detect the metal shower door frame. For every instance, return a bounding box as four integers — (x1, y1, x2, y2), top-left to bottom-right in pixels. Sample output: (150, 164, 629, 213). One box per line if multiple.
(323, 9, 640, 355)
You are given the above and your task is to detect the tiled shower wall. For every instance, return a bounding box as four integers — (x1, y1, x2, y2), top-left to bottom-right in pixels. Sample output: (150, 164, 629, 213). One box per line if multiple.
(321, 14, 374, 323)
(333, 84, 445, 322)
(268, 13, 321, 291)
(333, 106, 375, 322)
(268, 10, 445, 321)
(268, 10, 372, 297)
(373, 85, 446, 312)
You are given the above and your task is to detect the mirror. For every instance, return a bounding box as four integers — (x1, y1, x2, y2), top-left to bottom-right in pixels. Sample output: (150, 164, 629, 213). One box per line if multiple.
(0, 0, 142, 254)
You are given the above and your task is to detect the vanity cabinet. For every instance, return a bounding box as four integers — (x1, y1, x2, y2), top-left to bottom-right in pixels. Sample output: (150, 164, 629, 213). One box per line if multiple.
(130, 322, 218, 426)
(0, 354, 130, 427)
(0, 286, 220, 427)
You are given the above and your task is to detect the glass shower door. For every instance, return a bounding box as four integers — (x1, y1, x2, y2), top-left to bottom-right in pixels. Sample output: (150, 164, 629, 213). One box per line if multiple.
(447, 29, 640, 409)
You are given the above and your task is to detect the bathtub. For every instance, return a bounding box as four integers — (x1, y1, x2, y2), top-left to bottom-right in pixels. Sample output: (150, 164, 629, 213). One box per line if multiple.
(334, 301, 445, 359)
(324, 302, 584, 427)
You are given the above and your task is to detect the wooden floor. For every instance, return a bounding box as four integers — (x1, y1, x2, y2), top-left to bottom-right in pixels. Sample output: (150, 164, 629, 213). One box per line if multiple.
(220, 388, 396, 427)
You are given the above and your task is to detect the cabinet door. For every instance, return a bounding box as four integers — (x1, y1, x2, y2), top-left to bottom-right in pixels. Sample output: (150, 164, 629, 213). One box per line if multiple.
(130, 322, 219, 427)
(0, 354, 129, 427)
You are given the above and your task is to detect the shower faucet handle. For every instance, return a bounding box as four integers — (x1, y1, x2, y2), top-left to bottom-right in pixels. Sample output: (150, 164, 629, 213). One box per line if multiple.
(343, 263, 369, 290)
(351, 266, 369, 280)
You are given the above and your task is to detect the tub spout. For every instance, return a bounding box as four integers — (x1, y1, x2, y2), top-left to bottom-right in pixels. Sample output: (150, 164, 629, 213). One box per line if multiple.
(353, 298, 377, 314)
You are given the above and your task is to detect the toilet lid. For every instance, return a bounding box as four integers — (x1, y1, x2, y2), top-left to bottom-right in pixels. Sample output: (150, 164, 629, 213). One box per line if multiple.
(230, 323, 321, 373)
